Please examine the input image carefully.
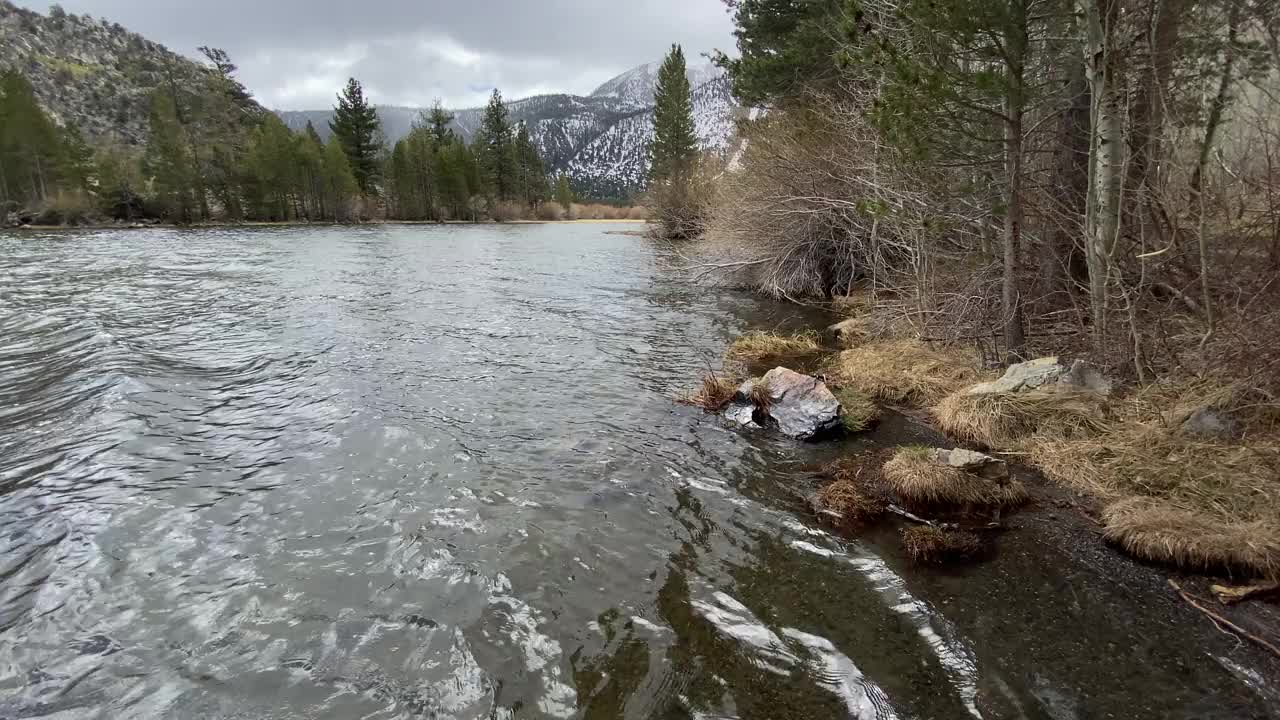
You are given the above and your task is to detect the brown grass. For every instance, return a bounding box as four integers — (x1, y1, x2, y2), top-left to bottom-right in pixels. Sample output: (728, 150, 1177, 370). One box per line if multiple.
(901, 526, 984, 564)
(817, 480, 888, 529)
(748, 380, 773, 412)
(725, 331, 826, 375)
(1103, 498, 1280, 579)
(833, 386, 879, 433)
(934, 387, 1110, 446)
(1022, 382, 1280, 578)
(882, 446, 1028, 508)
(832, 340, 987, 405)
(682, 373, 738, 412)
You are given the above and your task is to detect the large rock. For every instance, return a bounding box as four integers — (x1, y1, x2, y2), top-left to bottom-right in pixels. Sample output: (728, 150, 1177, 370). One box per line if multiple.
(931, 448, 1009, 481)
(967, 356, 1111, 396)
(757, 367, 842, 440)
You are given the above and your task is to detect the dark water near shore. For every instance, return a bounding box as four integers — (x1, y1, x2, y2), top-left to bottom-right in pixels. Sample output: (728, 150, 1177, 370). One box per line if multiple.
(0, 224, 1274, 719)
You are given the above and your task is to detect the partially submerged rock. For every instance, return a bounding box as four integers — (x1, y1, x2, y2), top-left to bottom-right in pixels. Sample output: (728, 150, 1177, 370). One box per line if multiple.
(723, 368, 842, 440)
(967, 356, 1111, 397)
(759, 367, 842, 440)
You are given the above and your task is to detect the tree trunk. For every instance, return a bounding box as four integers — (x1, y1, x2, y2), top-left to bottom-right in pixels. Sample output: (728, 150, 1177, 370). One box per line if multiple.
(1046, 54, 1092, 299)
(1127, 0, 1185, 243)
(1081, 0, 1124, 350)
(1002, 1, 1029, 362)
(1189, 0, 1241, 201)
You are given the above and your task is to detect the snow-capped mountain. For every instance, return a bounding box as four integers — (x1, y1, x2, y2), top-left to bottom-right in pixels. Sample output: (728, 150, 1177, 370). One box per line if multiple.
(276, 61, 739, 199)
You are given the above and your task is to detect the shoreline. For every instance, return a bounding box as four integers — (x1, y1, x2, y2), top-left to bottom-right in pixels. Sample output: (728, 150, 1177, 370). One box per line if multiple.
(3, 218, 649, 232)
(702, 309, 1280, 680)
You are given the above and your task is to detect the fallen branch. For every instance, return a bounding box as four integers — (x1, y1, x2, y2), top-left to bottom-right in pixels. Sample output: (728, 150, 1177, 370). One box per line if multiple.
(1169, 580, 1280, 659)
(1211, 582, 1280, 605)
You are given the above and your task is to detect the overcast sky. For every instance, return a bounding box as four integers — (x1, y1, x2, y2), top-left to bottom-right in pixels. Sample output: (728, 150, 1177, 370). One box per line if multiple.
(16, 0, 735, 110)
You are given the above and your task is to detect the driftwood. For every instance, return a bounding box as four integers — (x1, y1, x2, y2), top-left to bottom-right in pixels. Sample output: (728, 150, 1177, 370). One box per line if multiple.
(1210, 582, 1280, 605)
(1169, 580, 1280, 659)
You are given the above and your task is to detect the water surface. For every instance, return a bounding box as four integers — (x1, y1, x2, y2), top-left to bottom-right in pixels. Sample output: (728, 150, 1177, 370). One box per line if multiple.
(0, 224, 1272, 719)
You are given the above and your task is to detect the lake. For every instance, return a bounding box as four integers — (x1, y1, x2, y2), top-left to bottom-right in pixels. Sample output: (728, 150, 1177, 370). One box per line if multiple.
(0, 224, 1271, 719)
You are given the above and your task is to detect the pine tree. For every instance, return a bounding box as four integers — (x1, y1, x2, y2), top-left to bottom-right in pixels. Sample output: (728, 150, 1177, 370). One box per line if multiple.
(426, 101, 455, 145)
(143, 90, 197, 222)
(713, 0, 845, 106)
(513, 122, 547, 207)
(321, 136, 359, 221)
(329, 78, 383, 195)
(649, 45, 704, 239)
(649, 44, 698, 184)
(555, 173, 573, 213)
(0, 70, 64, 205)
(475, 88, 515, 203)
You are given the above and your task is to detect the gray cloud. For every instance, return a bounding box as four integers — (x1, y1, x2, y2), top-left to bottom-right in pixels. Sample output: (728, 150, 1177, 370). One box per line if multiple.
(16, 0, 735, 109)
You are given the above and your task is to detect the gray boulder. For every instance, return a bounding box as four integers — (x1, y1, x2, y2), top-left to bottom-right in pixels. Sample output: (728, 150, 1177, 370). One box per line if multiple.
(931, 448, 1009, 481)
(757, 367, 842, 440)
(968, 356, 1111, 396)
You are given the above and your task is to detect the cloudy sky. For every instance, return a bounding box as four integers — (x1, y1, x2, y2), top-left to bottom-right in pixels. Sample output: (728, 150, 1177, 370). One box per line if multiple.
(16, 0, 736, 109)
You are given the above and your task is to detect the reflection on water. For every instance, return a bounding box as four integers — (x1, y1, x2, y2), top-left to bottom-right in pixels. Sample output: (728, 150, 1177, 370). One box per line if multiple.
(0, 224, 1270, 719)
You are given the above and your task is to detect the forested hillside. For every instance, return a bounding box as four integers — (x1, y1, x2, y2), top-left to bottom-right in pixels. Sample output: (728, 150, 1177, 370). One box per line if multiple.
(0, 0, 261, 144)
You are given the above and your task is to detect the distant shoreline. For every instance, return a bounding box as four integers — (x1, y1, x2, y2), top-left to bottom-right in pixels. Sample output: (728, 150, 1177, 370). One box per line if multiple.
(5, 218, 650, 232)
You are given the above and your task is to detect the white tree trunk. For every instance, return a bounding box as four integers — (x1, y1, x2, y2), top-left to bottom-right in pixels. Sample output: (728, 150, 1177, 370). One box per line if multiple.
(1081, 0, 1124, 348)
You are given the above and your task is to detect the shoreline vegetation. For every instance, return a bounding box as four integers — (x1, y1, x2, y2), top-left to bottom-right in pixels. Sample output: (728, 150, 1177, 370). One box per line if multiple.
(649, 0, 1280, 642)
(687, 309, 1279, 589)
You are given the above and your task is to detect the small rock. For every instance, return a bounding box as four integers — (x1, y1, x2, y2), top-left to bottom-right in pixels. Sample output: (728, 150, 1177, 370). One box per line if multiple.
(1178, 407, 1240, 441)
(758, 367, 842, 440)
(724, 402, 760, 429)
(931, 447, 1009, 481)
(968, 356, 1111, 396)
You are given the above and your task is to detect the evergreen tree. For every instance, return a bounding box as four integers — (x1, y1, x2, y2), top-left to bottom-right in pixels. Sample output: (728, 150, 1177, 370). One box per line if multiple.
(320, 136, 359, 221)
(713, 0, 845, 106)
(649, 45, 704, 239)
(329, 78, 383, 195)
(649, 44, 698, 184)
(513, 122, 547, 207)
(0, 70, 64, 205)
(57, 122, 95, 191)
(426, 101, 455, 145)
(474, 88, 515, 203)
(143, 90, 197, 222)
(555, 173, 573, 213)
(95, 147, 144, 220)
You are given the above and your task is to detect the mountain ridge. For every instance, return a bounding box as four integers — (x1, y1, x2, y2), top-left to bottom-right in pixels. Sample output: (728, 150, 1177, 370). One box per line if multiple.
(277, 62, 739, 198)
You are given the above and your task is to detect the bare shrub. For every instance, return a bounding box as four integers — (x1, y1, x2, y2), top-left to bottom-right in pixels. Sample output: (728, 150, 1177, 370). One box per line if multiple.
(703, 97, 938, 299)
(535, 203, 564, 221)
(649, 154, 718, 240)
(490, 201, 524, 222)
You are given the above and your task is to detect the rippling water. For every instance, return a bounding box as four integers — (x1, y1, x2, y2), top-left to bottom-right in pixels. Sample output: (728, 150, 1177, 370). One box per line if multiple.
(0, 224, 1273, 720)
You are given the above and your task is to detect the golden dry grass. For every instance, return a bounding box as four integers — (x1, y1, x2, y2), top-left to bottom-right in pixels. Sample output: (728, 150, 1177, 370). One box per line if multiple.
(882, 446, 1029, 508)
(934, 387, 1110, 446)
(1103, 498, 1280, 579)
(1022, 382, 1280, 578)
(725, 331, 826, 375)
(832, 386, 879, 433)
(681, 373, 738, 412)
(901, 526, 984, 564)
(817, 480, 888, 528)
(832, 340, 988, 405)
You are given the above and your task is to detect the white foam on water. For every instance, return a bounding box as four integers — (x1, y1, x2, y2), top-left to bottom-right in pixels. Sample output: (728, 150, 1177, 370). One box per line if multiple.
(782, 628, 899, 720)
(691, 591, 798, 669)
(485, 574, 577, 718)
(789, 538, 984, 719)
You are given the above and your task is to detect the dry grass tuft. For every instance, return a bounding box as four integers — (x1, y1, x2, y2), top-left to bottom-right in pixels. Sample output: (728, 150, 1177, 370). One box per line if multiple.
(1103, 498, 1280, 579)
(749, 380, 773, 412)
(833, 340, 987, 405)
(817, 480, 888, 529)
(833, 386, 879, 433)
(934, 388, 1110, 446)
(725, 331, 826, 375)
(681, 373, 738, 413)
(901, 526, 984, 564)
(883, 445, 1028, 508)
